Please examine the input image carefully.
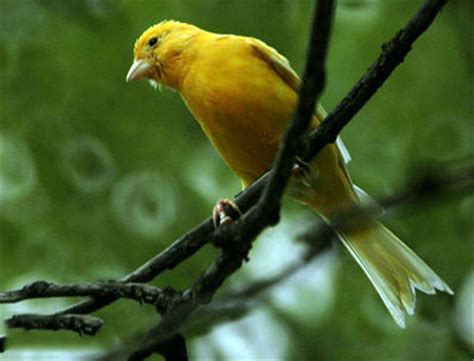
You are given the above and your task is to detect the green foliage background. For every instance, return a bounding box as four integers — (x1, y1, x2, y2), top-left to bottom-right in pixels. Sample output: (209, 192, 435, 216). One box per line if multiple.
(0, 0, 472, 360)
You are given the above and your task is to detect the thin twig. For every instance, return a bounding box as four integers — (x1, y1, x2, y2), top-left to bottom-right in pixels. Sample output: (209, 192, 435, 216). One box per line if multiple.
(303, 0, 449, 159)
(257, 0, 334, 214)
(5, 314, 103, 336)
(54, 221, 213, 316)
(183, 231, 335, 334)
(0, 281, 176, 314)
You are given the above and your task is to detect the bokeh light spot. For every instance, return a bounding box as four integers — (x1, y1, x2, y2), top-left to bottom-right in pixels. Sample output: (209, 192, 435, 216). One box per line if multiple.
(111, 171, 177, 238)
(0, 133, 37, 205)
(338, 0, 380, 23)
(59, 136, 116, 193)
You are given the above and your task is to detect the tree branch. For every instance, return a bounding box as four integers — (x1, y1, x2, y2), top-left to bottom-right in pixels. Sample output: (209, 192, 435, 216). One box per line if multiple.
(98, 156, 473, 360)
(182, 230, 335, 334)
(256, 0, 334, 215)
(3, 157, 470, 349)
(5, 314, 103, 336)
(303, 0, 449, 159)
(53, 221, 214, 316)
(0, 281, 177, 314)
(0, 336, 5, 353)
(185, 157, 474, 333)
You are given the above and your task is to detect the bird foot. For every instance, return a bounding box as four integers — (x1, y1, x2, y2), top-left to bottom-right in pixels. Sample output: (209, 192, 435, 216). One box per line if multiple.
(212, 198, 242, 228)
(292, 156, 315, 187)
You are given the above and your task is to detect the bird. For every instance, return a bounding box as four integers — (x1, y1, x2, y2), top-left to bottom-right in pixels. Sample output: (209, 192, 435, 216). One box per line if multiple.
(126, 20, 453, 328)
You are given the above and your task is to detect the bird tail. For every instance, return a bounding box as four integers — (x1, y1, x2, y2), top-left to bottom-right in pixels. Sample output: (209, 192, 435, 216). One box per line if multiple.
(335, 219, 453, 328)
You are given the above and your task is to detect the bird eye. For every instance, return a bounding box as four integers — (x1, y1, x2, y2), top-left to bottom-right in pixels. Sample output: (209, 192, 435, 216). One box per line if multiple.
(148, 37, 158, 47)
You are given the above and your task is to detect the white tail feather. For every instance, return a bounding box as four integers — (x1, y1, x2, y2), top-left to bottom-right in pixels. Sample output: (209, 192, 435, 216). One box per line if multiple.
(336, 220, 453, 328)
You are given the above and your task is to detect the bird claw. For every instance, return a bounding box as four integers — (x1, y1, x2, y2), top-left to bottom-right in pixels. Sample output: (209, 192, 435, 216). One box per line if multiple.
(212, 198, 242, 228)
(292, 156, 315, 187)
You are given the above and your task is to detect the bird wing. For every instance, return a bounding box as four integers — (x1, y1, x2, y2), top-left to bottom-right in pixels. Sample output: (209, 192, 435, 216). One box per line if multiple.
(248, 37, 301, 92)
(249, 38, 351, 163)
(248, 38, 353, 170)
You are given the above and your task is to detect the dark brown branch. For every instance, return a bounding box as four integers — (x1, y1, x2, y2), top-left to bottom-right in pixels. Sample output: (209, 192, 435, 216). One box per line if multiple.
(183, 230, 334, 333)
(99, 156, 473, 361)
(5, 158, 471, 346)
(257, 0, 334, 215)
(151, 333, 188, 361)
(183, 157, 474, 335)
(5, 314, 103, 336)
(303, 0, 449, 159)
(0, 281, 176, 314)
(195, 157, 474, 329)
(54, 221, 213, 316)
(0, 336, 5, 353)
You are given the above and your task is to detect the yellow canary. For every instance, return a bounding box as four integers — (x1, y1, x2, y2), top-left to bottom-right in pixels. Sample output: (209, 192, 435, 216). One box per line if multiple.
(127, 21, 452, 327)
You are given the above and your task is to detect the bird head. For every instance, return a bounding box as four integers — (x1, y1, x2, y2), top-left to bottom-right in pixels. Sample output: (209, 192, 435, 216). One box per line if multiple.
(126, 20, 200, 88)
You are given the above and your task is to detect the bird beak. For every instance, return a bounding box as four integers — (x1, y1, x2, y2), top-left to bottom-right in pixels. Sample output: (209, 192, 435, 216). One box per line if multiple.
(126, 59, 152, 82)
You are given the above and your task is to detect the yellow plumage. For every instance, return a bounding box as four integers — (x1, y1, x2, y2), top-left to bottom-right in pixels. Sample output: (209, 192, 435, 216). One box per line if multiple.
(127, 21, 452, 327)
